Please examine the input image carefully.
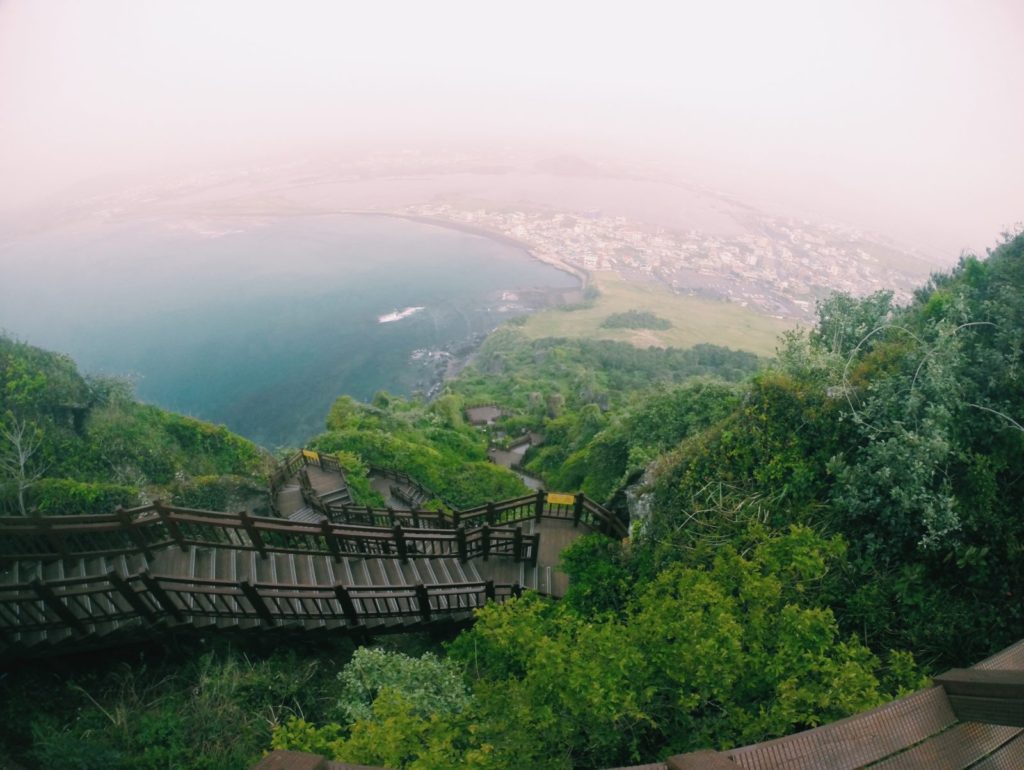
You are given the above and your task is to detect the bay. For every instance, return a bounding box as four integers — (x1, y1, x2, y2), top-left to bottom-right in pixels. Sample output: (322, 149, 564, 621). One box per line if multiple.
(0, 214, 578, 447)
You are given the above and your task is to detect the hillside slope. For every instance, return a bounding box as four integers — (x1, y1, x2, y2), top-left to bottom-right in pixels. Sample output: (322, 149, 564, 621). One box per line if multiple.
(0, 334, 271, 515)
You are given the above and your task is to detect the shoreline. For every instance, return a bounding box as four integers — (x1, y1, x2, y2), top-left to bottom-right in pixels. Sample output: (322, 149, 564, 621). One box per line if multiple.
(346, 210, 590, 292)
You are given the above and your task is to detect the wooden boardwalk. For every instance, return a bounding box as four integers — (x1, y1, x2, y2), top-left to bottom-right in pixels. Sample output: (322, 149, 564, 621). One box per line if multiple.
(0, 452, 624, 660)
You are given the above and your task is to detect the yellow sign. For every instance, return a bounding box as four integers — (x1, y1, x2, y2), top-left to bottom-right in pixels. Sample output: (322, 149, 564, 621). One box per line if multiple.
(302, 450, 320, 462)
(546, 492, 576, 506)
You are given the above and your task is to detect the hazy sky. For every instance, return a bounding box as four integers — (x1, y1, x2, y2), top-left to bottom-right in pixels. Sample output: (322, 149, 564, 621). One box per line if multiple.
(1, 0, 1021, 253)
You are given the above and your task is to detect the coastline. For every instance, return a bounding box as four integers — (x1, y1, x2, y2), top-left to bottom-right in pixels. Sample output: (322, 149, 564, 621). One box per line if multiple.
(346, 209, 590, 292)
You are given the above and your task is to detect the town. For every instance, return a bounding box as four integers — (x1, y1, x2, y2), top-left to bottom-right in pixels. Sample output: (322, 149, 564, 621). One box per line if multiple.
(399, 200, 930, 320)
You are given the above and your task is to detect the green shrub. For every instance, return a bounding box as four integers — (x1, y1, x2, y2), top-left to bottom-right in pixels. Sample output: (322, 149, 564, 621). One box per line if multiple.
(28, 478, 140, 516)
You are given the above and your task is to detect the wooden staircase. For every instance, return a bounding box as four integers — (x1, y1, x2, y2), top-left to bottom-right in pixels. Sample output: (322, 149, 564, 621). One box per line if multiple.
(0, 452, 620, 660)
(0, 539, 547, 658)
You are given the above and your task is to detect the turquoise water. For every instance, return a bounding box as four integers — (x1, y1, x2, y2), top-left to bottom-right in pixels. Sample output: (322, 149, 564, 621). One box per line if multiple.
(0, 214, 577, 447)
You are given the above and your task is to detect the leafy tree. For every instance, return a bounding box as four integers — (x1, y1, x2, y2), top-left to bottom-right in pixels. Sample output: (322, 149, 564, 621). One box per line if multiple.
(643, 231, 1024, 665)
(441, 526, 917, 768)
(812, 290, 894, 357)
(333, 648, 469, 724)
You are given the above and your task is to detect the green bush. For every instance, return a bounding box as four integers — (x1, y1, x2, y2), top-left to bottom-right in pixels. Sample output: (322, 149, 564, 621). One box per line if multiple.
(28, 478, 141, 516)
(170, 474, 266, 512)
(600, 309, 672, 330)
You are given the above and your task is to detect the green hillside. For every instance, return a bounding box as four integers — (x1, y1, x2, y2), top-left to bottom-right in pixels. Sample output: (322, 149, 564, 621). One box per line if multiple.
(0, 334, 271, 516)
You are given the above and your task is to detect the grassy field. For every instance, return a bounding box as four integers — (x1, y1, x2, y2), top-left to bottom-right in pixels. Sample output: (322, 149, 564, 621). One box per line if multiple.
(520, 271, 796, 356)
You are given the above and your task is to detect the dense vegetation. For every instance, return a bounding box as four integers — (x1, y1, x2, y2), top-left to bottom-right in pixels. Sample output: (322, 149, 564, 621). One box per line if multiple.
(0, 638, 368, 770)
(268, 232, 1024, 767)
(2, 232, 1022, 770)
(0, 335, 270, 515)
(302, 334, 761, 509)
(307, 392, 527, 508)
(450, 331, 760, 415)
(447, 332, 760, 499)
(600, 309, 672, 330)
(640, 232, 1024, 666)
(272, 527, 924, 769)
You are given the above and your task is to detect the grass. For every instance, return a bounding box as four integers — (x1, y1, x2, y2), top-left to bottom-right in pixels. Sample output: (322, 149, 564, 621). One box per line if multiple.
(520, 271, 796, 355)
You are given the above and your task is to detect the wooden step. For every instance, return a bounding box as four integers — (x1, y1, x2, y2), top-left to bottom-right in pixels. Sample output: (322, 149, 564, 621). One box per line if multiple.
(288, 506, 322, 524)
(418, 560, 449, 611)
(296, 554, 327, 630)
(375, 561, 405, 624)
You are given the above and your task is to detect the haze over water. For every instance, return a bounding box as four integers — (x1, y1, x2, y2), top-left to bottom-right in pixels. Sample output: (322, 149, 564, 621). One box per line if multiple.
(0, 214, 577, 447)
(0, 0, 1021, 447)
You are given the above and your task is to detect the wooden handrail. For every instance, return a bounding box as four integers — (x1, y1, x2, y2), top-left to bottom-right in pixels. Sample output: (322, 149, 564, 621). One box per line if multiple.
(0, 493, 620, 563)
(0, 502, 549, 563)
(0, 452, 626, 567)
(0, 569, 525, 640)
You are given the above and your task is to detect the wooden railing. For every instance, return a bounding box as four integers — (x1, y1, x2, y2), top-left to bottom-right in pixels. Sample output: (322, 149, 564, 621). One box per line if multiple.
(326, 505, 451, 530)
(274, 451, 626, 538)
(0, 452, 626, 565)
(0, 497, 622, 568)
(270, 451, 348, 515)
(0, 568, 521, 640)
(303, 490, 625, 539)
(367, 465, 451, 509)
(454, 491, 626, 537)
(0, 504, 541, 565)
(268, 452, 307, 497)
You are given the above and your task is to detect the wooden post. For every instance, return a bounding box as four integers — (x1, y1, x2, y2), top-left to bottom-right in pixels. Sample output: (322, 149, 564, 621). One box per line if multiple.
(321, 520, 342, 562)
(393, 524, 408, 563)
(116, 506, 153, 559)
(456, 526, 468, 563)
(534, 490, 545, 522)
(484, 580, 495, 602)
(153, 500, 186, 551)
(482, 524, 491, 561)
(415, 584, 431, 623)
(240, 581, 275, 626)
(107, 571, 157, 623)
(935, 668, 1024, 726)
(387, 507, 396, 527)
(334, 585, 359, 625)
(412, 510, 421, 529)
(239, 510, 267, 558)
(573, 493, 584, 527)
(139, 571, 184, 622)
(30, 580, 86, 635)
(451, 511, 461, 529)
(513, 525, 523, 562)
(486, 501, 497, 526)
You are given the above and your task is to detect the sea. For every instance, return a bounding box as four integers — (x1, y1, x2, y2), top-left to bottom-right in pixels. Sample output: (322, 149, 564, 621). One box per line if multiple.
(0, 213, 578, 447)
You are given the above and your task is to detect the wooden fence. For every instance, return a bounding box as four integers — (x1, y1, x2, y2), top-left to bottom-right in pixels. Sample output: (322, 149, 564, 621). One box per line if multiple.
(0, 568, 516, 640)
(270, 451, 626, 538)
(0, 503, 542, 565)
(0, 452, 625, 564)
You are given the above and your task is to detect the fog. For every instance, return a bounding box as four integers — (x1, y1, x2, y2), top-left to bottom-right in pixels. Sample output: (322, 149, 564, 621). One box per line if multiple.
(0, 0, 1022, 255)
